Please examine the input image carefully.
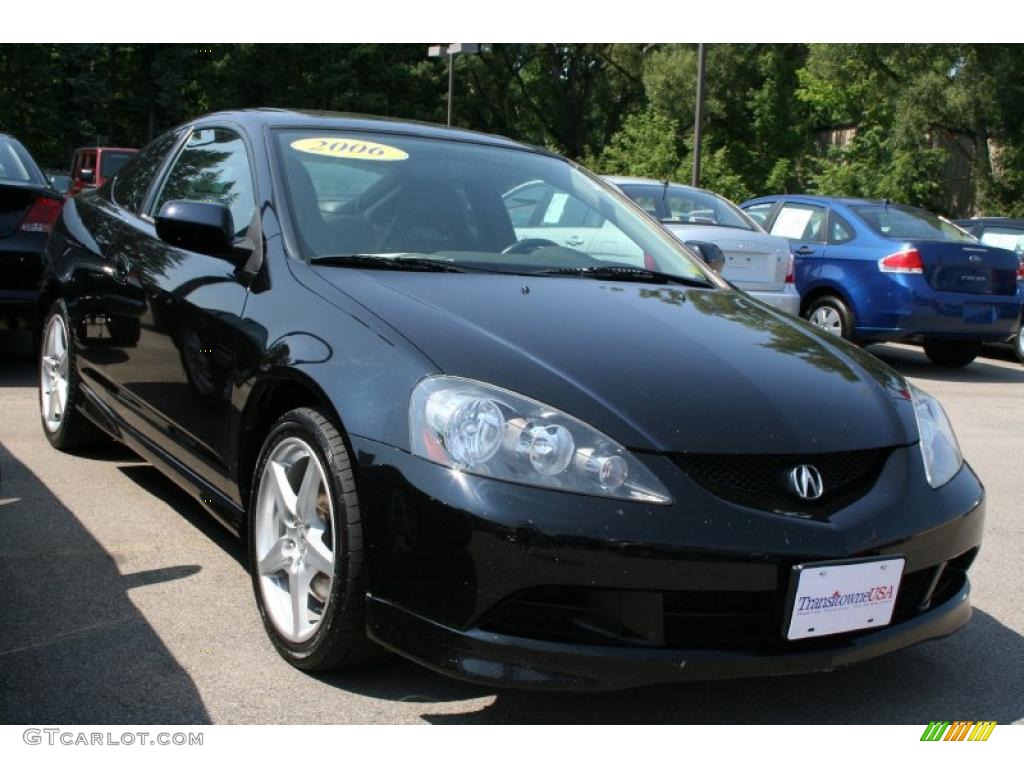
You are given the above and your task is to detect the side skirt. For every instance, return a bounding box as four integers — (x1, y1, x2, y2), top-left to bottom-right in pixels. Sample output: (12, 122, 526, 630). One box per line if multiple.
(78, 381, 246, 537)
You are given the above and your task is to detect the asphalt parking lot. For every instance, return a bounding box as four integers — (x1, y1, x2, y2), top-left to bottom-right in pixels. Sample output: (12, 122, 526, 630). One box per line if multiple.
(0, 330, 1021, 725)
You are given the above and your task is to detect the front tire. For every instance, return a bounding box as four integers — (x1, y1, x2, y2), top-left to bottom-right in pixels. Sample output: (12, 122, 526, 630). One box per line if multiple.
(923, 339, 981, 368)
(39, 300, 105, 451)
(248, 406, 381, 672)
(803, 295, 855, 341)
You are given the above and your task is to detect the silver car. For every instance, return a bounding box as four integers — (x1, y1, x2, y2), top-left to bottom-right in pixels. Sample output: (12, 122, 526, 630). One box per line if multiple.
(606, 176, 800, 315)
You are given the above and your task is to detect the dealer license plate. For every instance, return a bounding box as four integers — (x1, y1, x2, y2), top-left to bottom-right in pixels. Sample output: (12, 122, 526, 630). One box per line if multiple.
(786, 557, 905, 641)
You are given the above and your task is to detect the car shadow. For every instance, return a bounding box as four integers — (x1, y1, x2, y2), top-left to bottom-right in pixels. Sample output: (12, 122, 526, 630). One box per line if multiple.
(867, 343, 1024, 384)
(0, 442, 211, 724)
(116, 464, 247, 569)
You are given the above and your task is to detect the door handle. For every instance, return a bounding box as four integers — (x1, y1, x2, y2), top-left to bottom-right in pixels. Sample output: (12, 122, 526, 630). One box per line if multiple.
(793, 245, 816, 255)
(565, 235, 584, 247)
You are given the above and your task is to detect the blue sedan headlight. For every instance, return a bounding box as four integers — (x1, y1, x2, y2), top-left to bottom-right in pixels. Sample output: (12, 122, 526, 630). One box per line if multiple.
(909, 384, 963, 488)
(410, 376, 672, 504)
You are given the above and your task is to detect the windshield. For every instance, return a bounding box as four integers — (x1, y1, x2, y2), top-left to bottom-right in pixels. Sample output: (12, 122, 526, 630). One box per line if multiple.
(852, 204, 976, 242)
(625, 184, 757, 232)
(273, 129, 713, 282)
(100, 151, 135, 179)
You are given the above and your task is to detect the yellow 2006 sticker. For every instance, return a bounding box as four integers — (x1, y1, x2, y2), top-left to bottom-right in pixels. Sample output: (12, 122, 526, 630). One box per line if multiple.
(291, 137, 409, 161)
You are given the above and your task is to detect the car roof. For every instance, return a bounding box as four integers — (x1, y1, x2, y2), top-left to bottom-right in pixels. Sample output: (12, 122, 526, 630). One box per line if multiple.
(603, 176, 709, 193)
(179, 108, 550, 156)
(743, 194, 890, 207)
(952, 216, 1024, 227)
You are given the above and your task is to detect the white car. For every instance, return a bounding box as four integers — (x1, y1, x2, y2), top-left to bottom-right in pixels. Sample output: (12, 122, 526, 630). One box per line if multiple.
(605, 177, 800, 315)
(502, 179, 644, 263)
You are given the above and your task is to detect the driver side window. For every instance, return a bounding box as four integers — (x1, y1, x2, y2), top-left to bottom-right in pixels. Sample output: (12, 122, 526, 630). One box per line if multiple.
(152, 128, 256, 236)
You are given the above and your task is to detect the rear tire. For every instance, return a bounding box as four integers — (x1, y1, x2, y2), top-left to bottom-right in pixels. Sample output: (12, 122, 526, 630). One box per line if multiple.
(923, 339, 981, 368)
(803, 295, 855, 341)
(39, 300, 107, 451)
(248, 406, 383, 672)
(1014, 325, 1024, 364)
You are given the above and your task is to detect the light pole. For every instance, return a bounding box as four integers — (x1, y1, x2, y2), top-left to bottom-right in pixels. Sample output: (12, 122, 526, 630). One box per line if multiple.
(691, 43, 708, 187)
(428, 43, 480, 126)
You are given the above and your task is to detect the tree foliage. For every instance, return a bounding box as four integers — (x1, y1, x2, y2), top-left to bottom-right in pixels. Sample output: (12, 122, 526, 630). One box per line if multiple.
(2, 43, 1023, 215)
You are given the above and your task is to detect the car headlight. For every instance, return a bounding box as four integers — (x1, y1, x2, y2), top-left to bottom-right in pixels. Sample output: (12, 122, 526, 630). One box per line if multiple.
(410, 376, 672, 504)
(909, 383, 963, 488)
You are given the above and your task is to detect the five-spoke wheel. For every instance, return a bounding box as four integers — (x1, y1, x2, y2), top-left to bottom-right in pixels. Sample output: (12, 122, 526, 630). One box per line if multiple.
(254, 437, 336, 643)
(40, 312, 70, 433)
(249, 407, 381, 671)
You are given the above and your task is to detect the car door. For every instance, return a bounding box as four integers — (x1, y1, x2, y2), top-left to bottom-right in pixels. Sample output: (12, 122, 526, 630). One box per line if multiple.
(766, 201, 828, 290)
(503, 180, 599, 254)
(99, 126, 256, 498)
(70, 131, 183, 379)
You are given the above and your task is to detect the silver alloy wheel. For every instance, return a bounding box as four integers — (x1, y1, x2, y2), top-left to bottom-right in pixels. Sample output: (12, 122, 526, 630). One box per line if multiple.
(40, 313, 70, 433)
(808, 306, 843, 336)
(254, 437, 336, 643)
(1017, 325, 1024, 359)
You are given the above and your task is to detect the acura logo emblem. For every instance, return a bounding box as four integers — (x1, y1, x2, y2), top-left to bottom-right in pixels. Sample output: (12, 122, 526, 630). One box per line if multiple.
(788, 464, 824, 501)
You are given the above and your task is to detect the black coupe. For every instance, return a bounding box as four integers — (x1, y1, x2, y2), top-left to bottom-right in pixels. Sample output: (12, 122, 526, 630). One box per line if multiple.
(37, 110, 984, 690)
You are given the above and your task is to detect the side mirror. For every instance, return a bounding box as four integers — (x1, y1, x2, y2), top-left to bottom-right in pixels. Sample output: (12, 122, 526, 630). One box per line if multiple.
(685, 240, 726, 275)
(155, 200, 235, 258)
(79, 168, 95, 184)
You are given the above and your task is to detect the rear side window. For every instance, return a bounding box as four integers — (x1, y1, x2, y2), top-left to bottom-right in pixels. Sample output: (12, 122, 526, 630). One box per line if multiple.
(770, 202, 827, 243)
(503, 181, 549, 226)
(502, 181, 604, 228)
(743, 202, 775, 227)
(100, 151, 136, 179)
(541, 191, 603, 228)
(111, 131, 180, 213)
(852, 204, 974, 242)
(829, 214, 856, 244)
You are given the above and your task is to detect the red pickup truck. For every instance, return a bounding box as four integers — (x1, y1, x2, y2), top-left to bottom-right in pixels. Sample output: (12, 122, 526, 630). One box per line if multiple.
(69, 146, 138, 196)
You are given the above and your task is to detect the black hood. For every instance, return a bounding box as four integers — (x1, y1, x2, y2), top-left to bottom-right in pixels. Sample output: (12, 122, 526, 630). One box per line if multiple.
(314, 269, 917, 454)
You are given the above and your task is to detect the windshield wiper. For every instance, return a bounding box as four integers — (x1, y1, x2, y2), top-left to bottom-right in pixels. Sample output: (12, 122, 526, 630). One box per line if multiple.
(309, 254, 471, 273)
(532, 265, 712, 288)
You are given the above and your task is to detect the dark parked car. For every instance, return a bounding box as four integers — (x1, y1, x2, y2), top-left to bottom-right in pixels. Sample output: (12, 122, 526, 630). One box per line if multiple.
(1, 133, 64, 337)
(742, 195, 1022, 367)
(39, 110, 984, 690)
(952, 217, 1024, 362)
(69, 146, 138, 196)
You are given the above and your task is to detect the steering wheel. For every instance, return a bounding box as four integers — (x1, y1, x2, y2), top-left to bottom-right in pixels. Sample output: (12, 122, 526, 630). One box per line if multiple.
(501, 238, 559, 255)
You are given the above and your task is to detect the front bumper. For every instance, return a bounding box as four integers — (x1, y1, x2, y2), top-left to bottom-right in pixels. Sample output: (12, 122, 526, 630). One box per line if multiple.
(353, 437, 986, 690)
(367, 578, 971, 691)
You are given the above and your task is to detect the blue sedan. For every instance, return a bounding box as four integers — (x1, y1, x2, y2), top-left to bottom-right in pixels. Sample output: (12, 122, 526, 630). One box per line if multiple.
(741, 195, 1023, 367)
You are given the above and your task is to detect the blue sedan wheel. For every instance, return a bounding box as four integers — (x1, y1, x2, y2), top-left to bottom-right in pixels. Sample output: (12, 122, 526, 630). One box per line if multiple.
(803, 295, 855, 341)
